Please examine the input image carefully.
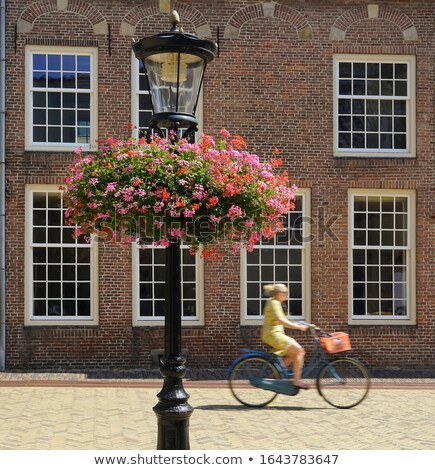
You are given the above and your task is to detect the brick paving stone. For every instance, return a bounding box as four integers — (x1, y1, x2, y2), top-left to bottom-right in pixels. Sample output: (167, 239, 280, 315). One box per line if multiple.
(0, 383, 434, 450)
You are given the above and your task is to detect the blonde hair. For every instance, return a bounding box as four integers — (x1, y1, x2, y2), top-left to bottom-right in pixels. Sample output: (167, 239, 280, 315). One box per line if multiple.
(263, 284, 288, 297)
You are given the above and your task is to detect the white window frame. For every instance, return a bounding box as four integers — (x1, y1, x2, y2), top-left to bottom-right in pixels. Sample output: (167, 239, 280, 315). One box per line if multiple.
(348, 189, 416, 325)
(334, 54, 416, 158)
(132, 244, 204, 326)
(25, 45, 98, 152)
(131, 53, 203, 140)
(24, 185, 99, 326)
(240, 188, 311, 326)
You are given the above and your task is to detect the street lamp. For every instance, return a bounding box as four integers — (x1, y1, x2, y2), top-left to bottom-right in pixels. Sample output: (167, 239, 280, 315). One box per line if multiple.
(133, 12, 217, 450)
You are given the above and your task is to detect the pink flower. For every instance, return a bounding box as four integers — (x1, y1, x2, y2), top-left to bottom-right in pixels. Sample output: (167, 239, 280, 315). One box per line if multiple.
(154, 238, 171, 248)
(168, 227, 183, 237)
(193, 184, 207, 200)
(228, 205, 244, 220)
(106, 182, 117, 192)
(210, 215, 222, 224)
(183, 209, 195, 217)
(153, 201, 164, 213)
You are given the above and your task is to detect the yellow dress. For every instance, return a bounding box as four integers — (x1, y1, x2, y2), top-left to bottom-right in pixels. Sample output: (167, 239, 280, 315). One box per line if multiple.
(261, 298, 297, 356)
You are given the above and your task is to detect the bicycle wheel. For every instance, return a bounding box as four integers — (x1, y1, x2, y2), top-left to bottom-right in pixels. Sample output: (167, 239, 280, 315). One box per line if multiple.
(316, 358, 370, 409)
(229, 356, 281, 407)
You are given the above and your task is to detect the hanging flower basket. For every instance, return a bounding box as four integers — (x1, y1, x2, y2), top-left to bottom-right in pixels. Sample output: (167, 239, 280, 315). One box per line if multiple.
(62, 129, 296, 258)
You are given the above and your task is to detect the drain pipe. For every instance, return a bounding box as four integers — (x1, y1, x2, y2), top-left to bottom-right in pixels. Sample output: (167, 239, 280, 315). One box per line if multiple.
(0, 0, 6, 371)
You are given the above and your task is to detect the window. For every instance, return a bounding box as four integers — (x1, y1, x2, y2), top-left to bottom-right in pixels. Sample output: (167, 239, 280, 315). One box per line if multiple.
(132, 244, 204, 326)
(25, 46, 98, 151)
(131, 56, 203, 140)
(334, 55, 415, 157)
(349, 190, 416, 325)
(241, 190, 311, 325)
(25, 186, 98, 325)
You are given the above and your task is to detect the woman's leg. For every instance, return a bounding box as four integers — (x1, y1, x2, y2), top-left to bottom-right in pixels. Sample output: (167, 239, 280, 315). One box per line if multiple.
(284, 343, 306, 386)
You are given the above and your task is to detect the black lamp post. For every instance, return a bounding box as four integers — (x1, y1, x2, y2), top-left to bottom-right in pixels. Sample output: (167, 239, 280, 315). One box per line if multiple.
(133, 12, 217, 450)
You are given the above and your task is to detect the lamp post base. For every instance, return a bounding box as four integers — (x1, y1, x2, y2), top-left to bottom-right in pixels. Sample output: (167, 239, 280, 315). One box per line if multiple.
(153, 355, 193, 450)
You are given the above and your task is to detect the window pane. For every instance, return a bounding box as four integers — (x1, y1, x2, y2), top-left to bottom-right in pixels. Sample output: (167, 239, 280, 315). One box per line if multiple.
(380, 134, 392, 148)
(394, 100, 406, 115)
(33, 109, 46, 125)
(367, 80, 379, 95)
(352, 116, 364, 131)
(77, 73, 90, 89)
(77, 55, 91, 72)
(338, 133, 351, 148)
(63, 127, 75, 143)
(33, 72, 46, 87)
(62, 55, 75, 71)
(63, 110, 75, 125)
(339, 80, 351, 95)
(395, 64, 407, 79)
(366, 100, 378, 115)
(366, 116, 378, 132)
(63, 93, 75, 108)
(381, 80, 393, 95)
(381, 63, 394, 79)
(339, 62, 351, 78)
(48, 72, 61, 88)
(353, 80, 365, 95)
(380, 100, 392, 115)
(394, 134, 406, 149)
(34, 92, 46, 107)
(338, 99, 351, 114)
(62, 73, 76, 88)
(353, 63, 365, 78)
(395, 81, 407, 96)
(48, 109, 61, 125)
(77, 93, 90, 109)
(33, 54, 46, 70)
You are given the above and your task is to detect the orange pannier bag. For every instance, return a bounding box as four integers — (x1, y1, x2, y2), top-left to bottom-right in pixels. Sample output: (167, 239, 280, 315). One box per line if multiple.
(320, 332, 351, 354)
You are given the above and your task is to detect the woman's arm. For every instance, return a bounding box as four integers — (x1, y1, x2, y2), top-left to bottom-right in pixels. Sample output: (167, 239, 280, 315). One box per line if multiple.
(278, 316, 308, 332)
(270, 300, 308, 331)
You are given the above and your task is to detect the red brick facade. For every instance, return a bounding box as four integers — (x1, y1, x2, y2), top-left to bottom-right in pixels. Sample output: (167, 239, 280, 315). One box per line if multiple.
(4, 0, 434, 370)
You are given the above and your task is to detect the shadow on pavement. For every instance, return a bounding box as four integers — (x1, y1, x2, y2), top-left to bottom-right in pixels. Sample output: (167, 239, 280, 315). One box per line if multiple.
(195, 404, 329, 411)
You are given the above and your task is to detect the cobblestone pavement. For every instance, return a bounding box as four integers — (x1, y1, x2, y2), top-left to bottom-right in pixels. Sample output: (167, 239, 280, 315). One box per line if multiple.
(0, 377, 434, 450)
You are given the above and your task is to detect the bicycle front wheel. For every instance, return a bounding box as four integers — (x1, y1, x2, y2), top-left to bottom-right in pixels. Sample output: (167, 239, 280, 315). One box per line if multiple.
(229, 356, 280, 407)
(317, 358, 370, 409)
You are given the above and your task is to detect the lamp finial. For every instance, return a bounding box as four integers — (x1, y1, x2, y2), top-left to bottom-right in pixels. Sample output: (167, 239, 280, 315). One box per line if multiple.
(169, 10, 181, 31)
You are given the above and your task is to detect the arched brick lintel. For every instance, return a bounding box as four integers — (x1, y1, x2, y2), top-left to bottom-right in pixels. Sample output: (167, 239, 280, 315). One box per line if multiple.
(17, 0, 108, 35)
(120, 1, 212, 38)
(330, 4, 418, 41)
(224, 2, 313, 40)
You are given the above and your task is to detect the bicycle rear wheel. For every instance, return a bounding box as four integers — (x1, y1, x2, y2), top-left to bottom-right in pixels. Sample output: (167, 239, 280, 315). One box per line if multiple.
(317, 358, 370, 409)
(229, 356, 280, 407)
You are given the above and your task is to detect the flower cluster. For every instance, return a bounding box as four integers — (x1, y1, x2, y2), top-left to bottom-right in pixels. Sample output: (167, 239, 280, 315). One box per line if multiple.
(62, 129, 296, 257)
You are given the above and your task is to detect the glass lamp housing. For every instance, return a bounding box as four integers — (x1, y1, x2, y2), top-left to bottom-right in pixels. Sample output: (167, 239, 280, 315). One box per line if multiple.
(133, 28, 217, 135)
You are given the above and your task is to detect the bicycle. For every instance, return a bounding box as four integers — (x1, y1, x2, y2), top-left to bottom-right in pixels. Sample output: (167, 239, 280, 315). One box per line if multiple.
(228, 323, 370, 409)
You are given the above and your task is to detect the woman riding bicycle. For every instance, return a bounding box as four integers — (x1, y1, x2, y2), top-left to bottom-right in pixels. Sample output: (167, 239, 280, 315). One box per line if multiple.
(261, 284, 310, 389)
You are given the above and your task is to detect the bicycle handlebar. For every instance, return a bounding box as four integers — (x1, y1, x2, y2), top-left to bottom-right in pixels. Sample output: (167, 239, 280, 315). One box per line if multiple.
(296, 321, 328, 337)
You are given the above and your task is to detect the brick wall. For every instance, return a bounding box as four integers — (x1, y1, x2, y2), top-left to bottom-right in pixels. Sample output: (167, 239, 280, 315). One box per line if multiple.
(4, 0, 435, 370)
